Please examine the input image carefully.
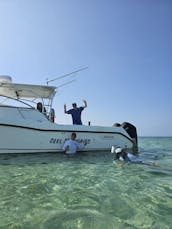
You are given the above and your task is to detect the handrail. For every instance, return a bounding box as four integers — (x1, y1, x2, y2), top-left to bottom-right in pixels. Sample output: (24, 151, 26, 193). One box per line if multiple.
(0, 95, 34, 108)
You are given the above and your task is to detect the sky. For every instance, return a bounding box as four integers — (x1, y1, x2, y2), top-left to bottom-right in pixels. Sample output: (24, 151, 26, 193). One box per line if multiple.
(0, 0, 172, 136)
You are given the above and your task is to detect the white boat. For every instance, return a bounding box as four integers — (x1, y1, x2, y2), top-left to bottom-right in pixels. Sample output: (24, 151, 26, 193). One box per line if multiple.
(0, 75, 138, 154)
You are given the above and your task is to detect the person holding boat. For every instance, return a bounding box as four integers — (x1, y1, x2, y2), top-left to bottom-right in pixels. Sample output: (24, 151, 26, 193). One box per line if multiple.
(64, 100, 87, 125)
(62, 132, 86, 154)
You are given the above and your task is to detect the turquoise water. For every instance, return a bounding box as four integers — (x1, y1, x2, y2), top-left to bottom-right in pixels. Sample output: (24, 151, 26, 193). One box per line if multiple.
(0, 137, 172, 229)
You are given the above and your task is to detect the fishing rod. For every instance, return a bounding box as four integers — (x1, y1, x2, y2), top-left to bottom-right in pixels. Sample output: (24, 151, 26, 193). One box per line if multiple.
(46, 67, 88, 85)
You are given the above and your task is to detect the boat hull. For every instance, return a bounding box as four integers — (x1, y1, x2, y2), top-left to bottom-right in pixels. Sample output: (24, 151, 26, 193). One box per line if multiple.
(0, 124, 134, 154)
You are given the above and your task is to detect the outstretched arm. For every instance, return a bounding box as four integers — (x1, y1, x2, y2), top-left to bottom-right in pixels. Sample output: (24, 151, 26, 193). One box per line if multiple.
(62, 141, 69, 152)
(77, 142, 86, 151)
(64, 104, 67, 113)
(83, 100, 87, 108)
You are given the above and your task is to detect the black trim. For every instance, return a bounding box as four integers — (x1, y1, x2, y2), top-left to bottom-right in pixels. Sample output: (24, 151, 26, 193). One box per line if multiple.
(0, 148, 114, 154)
(0, 123, 133, 143)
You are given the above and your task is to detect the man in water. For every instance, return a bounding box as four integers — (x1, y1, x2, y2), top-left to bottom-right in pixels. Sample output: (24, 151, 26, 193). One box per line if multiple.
(62, 132, 86, 154)
(114, 147, 142, 163)
(112, 146, 159, 166)
(64, 100, 87, 125)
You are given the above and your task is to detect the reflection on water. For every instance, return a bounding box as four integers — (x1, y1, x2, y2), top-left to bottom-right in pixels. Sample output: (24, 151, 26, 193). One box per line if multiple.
(0, 137, 172, 229)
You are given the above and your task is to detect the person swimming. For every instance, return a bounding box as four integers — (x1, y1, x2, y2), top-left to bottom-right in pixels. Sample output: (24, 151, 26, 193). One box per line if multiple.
(113, 147, 142, 163)
(111, 146, 159, 166)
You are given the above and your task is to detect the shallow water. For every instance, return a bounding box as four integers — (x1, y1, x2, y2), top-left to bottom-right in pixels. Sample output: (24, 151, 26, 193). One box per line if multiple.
(0, 137, 172, 229)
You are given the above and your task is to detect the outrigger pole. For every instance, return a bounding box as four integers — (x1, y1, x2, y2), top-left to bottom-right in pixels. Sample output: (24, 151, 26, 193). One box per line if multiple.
(46, 67, 88, 85)
(56, 79, 77, 88)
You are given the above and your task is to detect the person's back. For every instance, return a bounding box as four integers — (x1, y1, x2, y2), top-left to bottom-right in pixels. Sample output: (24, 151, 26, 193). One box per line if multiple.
(112, 146, 159, 166)
(126, 152, 141, 162)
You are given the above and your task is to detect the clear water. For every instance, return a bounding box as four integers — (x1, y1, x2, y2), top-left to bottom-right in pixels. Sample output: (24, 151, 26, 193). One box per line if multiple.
(0, 137, 172, 229)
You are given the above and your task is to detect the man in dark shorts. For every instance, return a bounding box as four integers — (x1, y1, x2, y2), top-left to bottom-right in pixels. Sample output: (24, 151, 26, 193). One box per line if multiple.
(64, 100, 87, 125)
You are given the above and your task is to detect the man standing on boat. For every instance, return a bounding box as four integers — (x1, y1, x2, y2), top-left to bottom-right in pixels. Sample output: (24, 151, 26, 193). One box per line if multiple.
(64, 100, 87, 125)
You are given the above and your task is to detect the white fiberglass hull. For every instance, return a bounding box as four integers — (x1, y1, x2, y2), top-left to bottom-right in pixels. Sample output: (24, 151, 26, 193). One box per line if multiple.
(0, 123, 134, 154)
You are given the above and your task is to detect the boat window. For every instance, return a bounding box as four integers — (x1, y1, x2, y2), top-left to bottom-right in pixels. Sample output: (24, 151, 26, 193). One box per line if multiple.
(18, 108, 48, 121)
(0, 106, 49, 122)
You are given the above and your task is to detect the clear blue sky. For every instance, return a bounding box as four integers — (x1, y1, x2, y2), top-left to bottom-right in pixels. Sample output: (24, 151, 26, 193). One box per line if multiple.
(0, 0, 172, 136)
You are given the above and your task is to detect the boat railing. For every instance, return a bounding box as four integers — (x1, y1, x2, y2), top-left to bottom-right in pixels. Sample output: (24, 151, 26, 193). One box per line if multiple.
(0, 95, 54, 121)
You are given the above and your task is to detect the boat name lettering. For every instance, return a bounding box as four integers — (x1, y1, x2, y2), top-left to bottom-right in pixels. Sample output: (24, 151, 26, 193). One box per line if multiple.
(76, 139, 91, 144)
(49, 138, 63, 144)
(49, 138, 91, 144)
